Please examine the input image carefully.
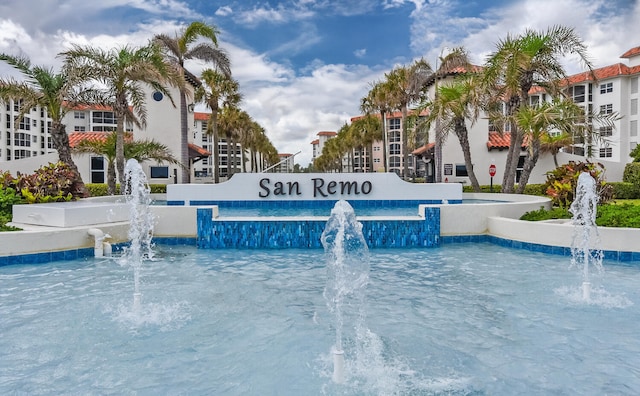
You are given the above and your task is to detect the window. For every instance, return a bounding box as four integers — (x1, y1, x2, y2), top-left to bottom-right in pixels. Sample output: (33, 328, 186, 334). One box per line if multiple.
(150, 166, 169, 178)
(389, 156, 401, 167)
(632, 77, 639, 95)
(14, 149, 31, 159)
(599, 147, 612, 158)
(373, 146, 380, 151)
(74, 126, 86, 132)
(90, 156, 105, 183)
(599, 104, 613, 115)
(389, 143, 401, 155)
(388, 118, 401, 130)
(74, 111, 85, 119)
(455, 164, 469, 177)
(599, 126, 613, 137)
(14, 133, 31, 147)
(632, 99, 638, 116)
(93, 126, 116, 132)
(18, 117, 31, 130)
(631, 120, 638, 137)
(92, 111, 116, 124)
(568, 85, 585, 103)
(389, 130, 401, 143)
(600, 82, 613, 94)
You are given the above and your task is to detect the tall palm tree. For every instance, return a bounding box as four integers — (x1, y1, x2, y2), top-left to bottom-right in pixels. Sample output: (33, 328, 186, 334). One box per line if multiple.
(349, 115, 382, 172)
(540, 131, 573, 168)
(425, 74, 483, 191)
(0, 54, 89, 197)
(73, 132, 178, 192)
(361, 81, 391, 171)
(431, 47, 474, 182)
(482, 25, 594, 193)
(384, 58, 433, 178)
(61, 43, 181, 194)
(154, 21, 231, 184)
(196, 68, 240, 182)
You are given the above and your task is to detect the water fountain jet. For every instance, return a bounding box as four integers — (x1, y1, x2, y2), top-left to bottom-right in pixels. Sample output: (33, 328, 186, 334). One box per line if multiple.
(569, 172, 603, 301)
(123, 159, 154, 310)
(321, 200, 370, 384)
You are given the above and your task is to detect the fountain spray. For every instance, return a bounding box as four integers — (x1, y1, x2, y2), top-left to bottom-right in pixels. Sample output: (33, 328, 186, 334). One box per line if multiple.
(569, 172, 603, 300)
(124, 159, 154, 311)
(321, 200, 370, 384)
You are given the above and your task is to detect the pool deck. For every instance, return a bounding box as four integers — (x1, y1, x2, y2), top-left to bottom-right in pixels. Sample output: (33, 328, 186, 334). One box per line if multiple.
(2, 193, 640, 264)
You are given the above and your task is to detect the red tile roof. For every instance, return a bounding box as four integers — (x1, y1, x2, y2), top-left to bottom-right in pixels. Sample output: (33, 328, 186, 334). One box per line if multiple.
(621, 46, 640, 59)
(68, 131, 113, 147)
(563, 63, 640, 85)
(487, 131, 530, 151)
(69, 131, 209, 159)
(194, 112, 209, 121)
(188, 143, 211, 158)
(317, 131, 337, 136)
(310, 139, 319, 145)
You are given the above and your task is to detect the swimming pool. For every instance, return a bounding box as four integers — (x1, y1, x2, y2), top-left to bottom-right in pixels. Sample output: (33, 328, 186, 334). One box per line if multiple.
(1, 243, 638, 395)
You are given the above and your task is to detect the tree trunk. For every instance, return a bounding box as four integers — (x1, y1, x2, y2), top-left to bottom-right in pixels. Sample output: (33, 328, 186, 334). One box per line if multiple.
(380, 110, 388, 172)
(401, 105, 409, 178)
(107, 161, 117, 195)
(51, 121, 89, 197)
(115, 95, 127, 195)
(211, 107, 220, 183)
(516, 140, 540, 194)
(454, 119, 481, 192)
(179, 90, 190, 183)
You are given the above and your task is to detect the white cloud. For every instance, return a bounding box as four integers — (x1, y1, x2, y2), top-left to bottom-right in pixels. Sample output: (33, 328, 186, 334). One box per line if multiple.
(215, 6, 233, 17)
(354, 48, 367, 58)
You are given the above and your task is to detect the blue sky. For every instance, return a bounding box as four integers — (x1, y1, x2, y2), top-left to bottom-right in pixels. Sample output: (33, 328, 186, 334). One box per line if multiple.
(0, 0, 639, 165)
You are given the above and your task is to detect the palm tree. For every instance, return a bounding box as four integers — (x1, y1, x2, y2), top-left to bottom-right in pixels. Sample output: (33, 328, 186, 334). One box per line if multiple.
(196, 68, 240, 182)
(361, 81, 391, 171)
(540, 131, 574, 168)
(482, 25, 594, 193)
(384, 59, 433, 178)
(72, 132, 178, 192)
(349, 115, 382, 172)
(425, 74, 483, 191)
(61, 43, 181, 194)
(154, 21, 231, 184)
(0, 54, 89, 197)
(431, 47, 474, 183)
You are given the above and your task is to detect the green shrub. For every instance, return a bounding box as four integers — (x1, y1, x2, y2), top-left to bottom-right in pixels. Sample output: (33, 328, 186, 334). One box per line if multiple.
(543, 161, 612, 208)
(609, 182, 640, 200)
(520, 206, 571, 221)
(596, 203, 640, 228)
(0, 187, 24, 216)
(623, 162, 640, 186)
(86, 183, 167, 196)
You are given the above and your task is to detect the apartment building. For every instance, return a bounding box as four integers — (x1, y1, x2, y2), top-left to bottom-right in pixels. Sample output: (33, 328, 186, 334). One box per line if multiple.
(313, 46, 640, 184)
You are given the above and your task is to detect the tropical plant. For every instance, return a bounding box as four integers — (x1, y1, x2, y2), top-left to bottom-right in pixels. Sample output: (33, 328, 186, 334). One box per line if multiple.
(72, 132, 179, 192)
(482, 25, 594, 193)
(543, 161, 612, 208)
(196, 68, 240, 182)
(423, 73, 483, 191)
(361, 81, 391, 171)
(431, 47, 475, 182)
(514, 98, 620, 193)
(0, 54, 89, 197)
(61, 43, 181, 194)
(154, 21, 231, 183)
(384, 58, 433, 177)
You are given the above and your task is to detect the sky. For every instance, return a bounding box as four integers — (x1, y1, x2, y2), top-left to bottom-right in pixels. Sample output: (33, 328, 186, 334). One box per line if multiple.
(0, 0, 639, 166)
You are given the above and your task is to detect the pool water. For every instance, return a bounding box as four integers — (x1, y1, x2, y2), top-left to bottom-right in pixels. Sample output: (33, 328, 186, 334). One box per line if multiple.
(1, 243, 639, 395)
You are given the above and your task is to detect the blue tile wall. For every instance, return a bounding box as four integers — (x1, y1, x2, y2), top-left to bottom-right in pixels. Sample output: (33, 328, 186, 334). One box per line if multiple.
(196, 206, 441, 249)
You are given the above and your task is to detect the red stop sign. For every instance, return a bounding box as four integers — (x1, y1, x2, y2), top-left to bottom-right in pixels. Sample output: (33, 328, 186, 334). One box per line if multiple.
(489, 164, 496, 177)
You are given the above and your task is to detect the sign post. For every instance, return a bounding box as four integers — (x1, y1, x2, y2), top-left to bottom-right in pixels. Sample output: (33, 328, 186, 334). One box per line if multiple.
(489, 164, 496, 192)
